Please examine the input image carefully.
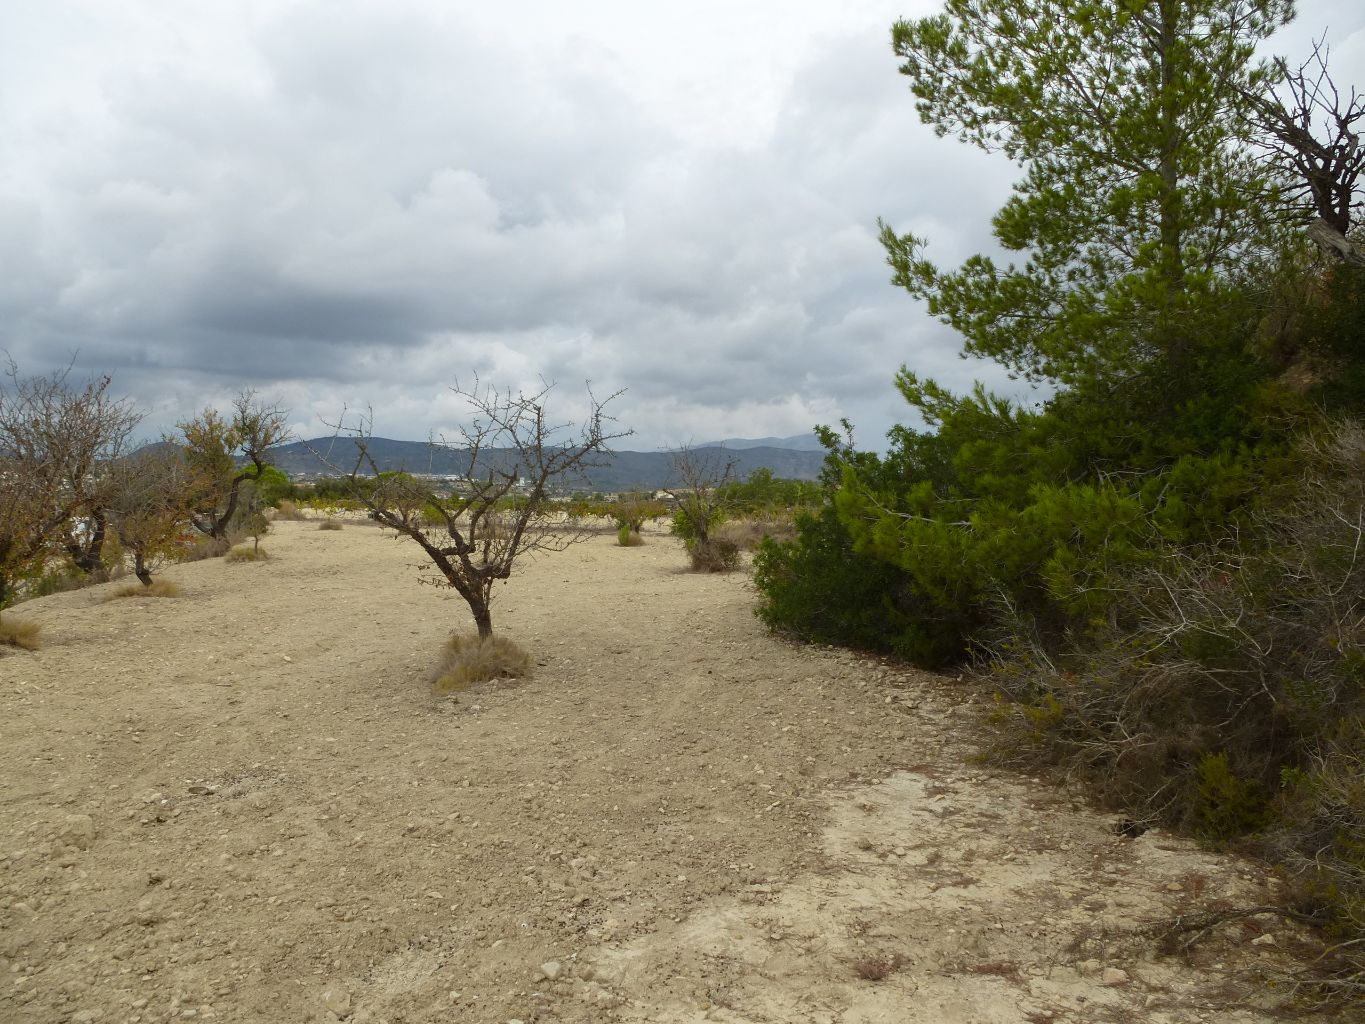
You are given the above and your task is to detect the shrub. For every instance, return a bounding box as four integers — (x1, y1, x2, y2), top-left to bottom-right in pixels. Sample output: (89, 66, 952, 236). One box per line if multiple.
(983, 424, 1365, 978)
(617, 523, 643, 546)
(688, 538, 740, 573)
(274, 499, 305, 521)
(716, 514, 796, 551)
(754, 504, 968, 666)
(176, 535, 231, 562)
(433, 632, 532, 692)
(105, 580, 182, 600)
(0, 614, 41, 650)
(224, 544, 269, 563)
(317, 520, 343, 531)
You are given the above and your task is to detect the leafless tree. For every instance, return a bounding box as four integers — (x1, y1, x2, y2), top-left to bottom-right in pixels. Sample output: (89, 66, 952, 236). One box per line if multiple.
(665, 443, 738, 548)
(178, 391, 289, 541)
(1252, 43, 1364, 264)
(315, 380, 628, 639)
(0, 362, 139, 601)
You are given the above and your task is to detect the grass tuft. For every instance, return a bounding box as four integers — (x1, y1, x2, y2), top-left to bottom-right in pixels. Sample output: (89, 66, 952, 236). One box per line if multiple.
(689, 538, 741, 573)
(317, 520, 344, 531)
(274, 500, 305, 521)
(850, 954, 905, 981)
(0, 614, 42, 651)
(225, 544, 269, 563)
(433, 633, 532, 692)
(177, 536, 231, 562)
(106, 580, 183, 601)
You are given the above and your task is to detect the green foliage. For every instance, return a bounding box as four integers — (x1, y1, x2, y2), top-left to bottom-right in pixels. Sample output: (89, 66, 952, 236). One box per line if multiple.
(255, 465, 296, 506)
(1194, 752, 1269, 840)
(717, 469, 822, 515)
(754, 504, 963, 664)
(884, 0, 1293, 386)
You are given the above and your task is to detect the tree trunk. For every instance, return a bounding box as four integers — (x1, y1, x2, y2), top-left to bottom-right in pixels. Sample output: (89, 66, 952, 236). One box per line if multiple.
(1308, 218, 1365, 266)
(134, 549, 153, 587)
(1155, 1, 1187, 310)
(473, 606, 493, 641)
(66, 513, 107, 576)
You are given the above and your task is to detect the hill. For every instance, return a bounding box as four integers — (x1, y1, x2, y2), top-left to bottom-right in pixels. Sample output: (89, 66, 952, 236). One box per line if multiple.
(267, 437, 827, 491)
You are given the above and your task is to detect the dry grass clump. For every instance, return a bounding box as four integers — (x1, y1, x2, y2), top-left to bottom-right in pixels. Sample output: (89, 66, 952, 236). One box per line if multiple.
(317, 520, 344, 531)
(224, 544, 269, 563)
(689, 538, 741, 572)
(106, 580, 182, 600)
(273, 500, 305, 521)
(850, 953, 906, 981)
(717, 514, 797, 551)
(0, 614, 42, 651)
(433, 632, 533, 692)
(177, 536, 231, 562)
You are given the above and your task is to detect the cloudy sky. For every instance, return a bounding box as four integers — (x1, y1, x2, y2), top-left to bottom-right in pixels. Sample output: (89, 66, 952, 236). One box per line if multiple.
(3, 1, 1362, 451)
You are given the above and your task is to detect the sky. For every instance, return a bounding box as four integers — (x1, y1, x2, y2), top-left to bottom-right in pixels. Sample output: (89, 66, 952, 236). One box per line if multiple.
(3, 1, 1362, 451)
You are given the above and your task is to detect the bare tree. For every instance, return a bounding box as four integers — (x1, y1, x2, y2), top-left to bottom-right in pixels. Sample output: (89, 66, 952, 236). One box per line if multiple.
(1252, 43, 1365, 264)
(665, 443, 738, 549)
(316, 380, 628, 639)
(0, 363, 139, 601)
(179, 391, 290, 541)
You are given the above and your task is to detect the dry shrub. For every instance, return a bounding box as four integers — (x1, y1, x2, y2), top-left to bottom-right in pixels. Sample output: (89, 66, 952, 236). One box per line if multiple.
(851, 953, 905, 981)
(985, 423, 1365, 995)
(224, 544, 269, 563)
(317, 520, 343, 531)
(433, 633, 532, 692)
(0, 614, 41, 651)
(106, 580, 182, 600)
(717, 514, 796, 551)
(274, 500, 305, 521)
(176, 536, 231, 562)
(689, 538, 741, 573)
(617, 524, 644, 546)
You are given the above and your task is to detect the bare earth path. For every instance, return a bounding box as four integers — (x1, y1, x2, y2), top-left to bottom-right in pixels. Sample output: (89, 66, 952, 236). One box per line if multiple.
(0, 522, 1347, 1023)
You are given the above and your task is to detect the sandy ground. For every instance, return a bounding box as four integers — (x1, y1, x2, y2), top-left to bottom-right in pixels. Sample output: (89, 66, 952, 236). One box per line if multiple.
(0, 520, 1349, 1024)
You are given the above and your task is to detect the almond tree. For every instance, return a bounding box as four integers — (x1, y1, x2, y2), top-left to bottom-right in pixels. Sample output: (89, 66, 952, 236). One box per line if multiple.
(179, 391, 289, 541)
(107, 447, 199, 586)
(318, 380, 627, 639)
(0, 363, 138, 602)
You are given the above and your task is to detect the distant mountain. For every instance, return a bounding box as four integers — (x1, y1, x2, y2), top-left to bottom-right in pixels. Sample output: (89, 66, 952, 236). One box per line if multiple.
(265, 437, 826, 491)
(697, 433, 827, 452)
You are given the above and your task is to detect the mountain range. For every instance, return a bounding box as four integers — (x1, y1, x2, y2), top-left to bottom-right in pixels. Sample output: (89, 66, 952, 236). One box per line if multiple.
(270, 436, 827, 491)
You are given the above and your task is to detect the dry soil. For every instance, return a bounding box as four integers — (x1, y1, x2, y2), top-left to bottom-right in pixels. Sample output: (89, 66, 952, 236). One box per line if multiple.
(0, 520, 1349, 1023)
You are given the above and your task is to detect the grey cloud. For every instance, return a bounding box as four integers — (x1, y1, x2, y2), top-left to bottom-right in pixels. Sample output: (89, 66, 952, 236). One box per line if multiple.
(5, 2, 1356, 450)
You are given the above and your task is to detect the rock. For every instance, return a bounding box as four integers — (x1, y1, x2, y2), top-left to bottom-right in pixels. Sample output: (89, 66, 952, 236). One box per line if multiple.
(1101, 967, 1130, 987)
(539, 961, 563, 981)
(322, 987, 352, 1017)
(1251, 933, 1276, 946)
(59, 814, 97, 850)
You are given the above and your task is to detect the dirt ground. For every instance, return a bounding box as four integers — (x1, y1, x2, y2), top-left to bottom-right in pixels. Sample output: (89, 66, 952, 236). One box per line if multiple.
(0, 519, 1350, 1024)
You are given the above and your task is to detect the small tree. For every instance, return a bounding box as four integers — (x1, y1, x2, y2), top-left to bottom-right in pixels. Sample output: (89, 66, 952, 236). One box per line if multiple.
(665, 444, 738, 547)
(609, 491, 668, 537)
(0, 363, 139, 601)
(179, 391, 289, 541)
(107, 448, 198, 586)
(318, 380, 627, 639)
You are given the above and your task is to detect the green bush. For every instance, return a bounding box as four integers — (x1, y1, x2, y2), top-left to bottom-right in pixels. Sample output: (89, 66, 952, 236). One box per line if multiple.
(754, 504, 965, 665)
